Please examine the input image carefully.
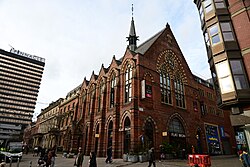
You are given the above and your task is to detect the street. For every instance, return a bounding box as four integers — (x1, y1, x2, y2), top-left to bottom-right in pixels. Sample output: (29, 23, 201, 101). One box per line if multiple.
(5, 153, 242, 167)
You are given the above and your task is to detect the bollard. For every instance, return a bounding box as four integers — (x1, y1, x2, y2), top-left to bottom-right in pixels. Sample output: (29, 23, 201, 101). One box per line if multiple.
(9, 157, 12, 167)
(29, 161, 32, 167)
(16, 157, 20, 167)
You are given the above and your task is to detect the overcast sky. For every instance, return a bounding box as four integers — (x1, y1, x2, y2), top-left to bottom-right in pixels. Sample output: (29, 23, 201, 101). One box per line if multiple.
(0, 0, 211, 121)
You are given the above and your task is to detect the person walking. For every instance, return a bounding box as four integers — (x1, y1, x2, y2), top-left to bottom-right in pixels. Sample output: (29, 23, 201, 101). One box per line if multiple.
(50, 149, 56, 167)
(239, 149, 250, 167)
(148, 147, 156, 167)
(89, 152, 97, 167)
(45, 150, 52, 167)
(159, 145, 165, 162)
(74, 147, 84, 167)
(105, 146, 112, 163)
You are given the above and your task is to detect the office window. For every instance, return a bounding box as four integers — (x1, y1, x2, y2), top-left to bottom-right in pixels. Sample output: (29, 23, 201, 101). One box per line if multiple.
(203, 0, 213, 13)
(174, 79, 185, 108)
(199, 5, 204, 20)
(125, 64, 132, 103)
(220, 22, 234, 41)
(209, 24, 221, 45)
(230, 60, 249, 89)
(216, 60, 235, 94)
(160, 71, 172, 104)
(214, 0, 226, 9)
(204, 32, 210, 47)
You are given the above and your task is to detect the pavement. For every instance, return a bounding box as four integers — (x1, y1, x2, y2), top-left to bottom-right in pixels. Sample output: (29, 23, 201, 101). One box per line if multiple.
(5, 153, 243, 167)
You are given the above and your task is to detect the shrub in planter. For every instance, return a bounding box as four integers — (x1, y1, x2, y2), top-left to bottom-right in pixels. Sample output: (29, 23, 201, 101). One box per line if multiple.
(123, 153, 128, 162)
(138, 152, 148, 162)
(128, 154, 138, 163)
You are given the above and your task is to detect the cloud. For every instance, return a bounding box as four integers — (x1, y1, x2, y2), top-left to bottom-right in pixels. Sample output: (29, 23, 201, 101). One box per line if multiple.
(0, 0, 212, 121)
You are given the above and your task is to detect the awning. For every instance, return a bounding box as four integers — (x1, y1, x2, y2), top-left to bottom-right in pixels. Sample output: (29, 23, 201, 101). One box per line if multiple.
(230, 114, 250, 126)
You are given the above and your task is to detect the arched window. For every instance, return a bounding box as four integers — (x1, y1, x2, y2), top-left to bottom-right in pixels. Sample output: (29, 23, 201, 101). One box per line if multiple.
(110, 74, 116, 108)
(124, 117, 131, 153)
(88, 86, 96, 115)
(108, 121, 113, 147)
(98, 80, 104, 113)
(160, 70, 172, 104)
(174, 79, 185, 108)
(169, 118, 184, 134)
(95, 124, 100, 153)
(125, 64, 132, 103)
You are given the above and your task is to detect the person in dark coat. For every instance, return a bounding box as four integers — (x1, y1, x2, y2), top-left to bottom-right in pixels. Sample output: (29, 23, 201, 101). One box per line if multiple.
(105, 146, 112, 163)
(74, 147, 84, 167)
(148, 147, 156, 167)
(89, 152, 97, 167)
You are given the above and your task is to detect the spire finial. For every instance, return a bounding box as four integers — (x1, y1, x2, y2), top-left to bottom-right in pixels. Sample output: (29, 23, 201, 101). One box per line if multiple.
(132, 4, 134, 19)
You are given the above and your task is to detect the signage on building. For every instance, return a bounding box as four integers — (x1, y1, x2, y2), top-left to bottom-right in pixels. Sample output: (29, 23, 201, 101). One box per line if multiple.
(170, 132, 186, 138)
(236, 132, 246, 144)
(10, 47, 45, 63)
(146, 85, 152, 97)
(141, 80, 145, 99)
(205, 123, 222, 154)
(141, 80, 152, 99)
(162, 132, 167, 136)
(219, 126, 225, 138)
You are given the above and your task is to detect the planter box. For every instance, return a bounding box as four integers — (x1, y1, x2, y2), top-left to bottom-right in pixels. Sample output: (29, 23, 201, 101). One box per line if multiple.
(123, 154, 128, 162)
(165, 153, 174, 159)
(128, 155, 138, 163)
(139, 155, 148, 162)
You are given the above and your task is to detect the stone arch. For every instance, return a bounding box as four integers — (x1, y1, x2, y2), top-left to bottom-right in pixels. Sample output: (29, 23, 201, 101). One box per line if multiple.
(141, 116, 158, 149)
(107, 68, 119, 82)
(157, 49, 187, 83)
(120, 58, 136, 74)
(142, 116, 158, 132)
(167, 113, 188, 134)
(93, 119, 101, 132)
(167, 113, 188, 155)
(120, 110, 131, 130)
(143, 72, 154, 83)
(105, 115, 113, 130)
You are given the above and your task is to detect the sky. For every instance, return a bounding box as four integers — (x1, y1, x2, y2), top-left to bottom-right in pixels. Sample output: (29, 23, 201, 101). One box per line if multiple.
(0, 0, 211, 121)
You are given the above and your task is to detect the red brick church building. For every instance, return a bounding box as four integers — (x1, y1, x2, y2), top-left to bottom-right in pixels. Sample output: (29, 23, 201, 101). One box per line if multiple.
(77, 15, 236, 158)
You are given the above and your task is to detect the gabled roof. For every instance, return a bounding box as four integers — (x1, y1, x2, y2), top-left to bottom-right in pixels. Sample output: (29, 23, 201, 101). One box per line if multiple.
(135, 28, 165, 55)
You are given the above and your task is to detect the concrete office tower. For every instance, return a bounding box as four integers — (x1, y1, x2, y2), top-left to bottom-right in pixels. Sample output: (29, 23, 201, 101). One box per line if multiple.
(193, 0, 250, 152)
(0, 48, 45, 144)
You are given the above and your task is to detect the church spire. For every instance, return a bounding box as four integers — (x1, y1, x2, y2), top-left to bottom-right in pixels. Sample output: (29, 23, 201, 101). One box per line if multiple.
(127, 4, 139, 51)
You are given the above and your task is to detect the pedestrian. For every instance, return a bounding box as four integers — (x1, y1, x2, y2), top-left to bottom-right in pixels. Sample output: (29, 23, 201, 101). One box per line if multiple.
(45, 150, 52, 167)
(89, 152, 97, 167)
(192, 145, 195, 154)
(105, 146, 112, 163)
(50, 149, 56, 167)
(159, 145, 165, 162)
(148, 147, 156, 167)
(239, 149, 250, 167)
(74, 147, 84, 167)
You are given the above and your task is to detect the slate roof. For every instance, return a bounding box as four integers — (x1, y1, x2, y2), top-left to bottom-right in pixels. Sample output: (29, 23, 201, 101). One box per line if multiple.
(135, 28, 165, 55)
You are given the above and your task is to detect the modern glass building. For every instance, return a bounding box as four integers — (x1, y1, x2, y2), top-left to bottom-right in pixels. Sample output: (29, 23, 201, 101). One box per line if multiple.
(0, 48, 45, 144)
